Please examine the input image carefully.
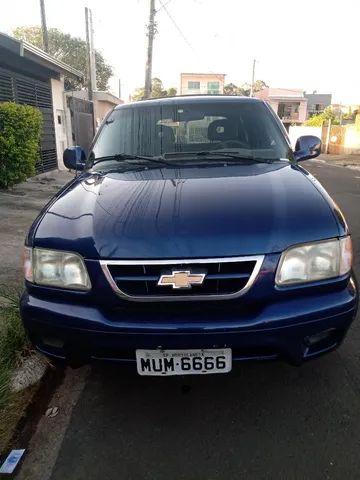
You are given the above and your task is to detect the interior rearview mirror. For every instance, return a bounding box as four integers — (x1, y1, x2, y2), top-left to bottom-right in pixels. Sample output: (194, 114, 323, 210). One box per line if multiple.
(63, 146, 87, 171)
(294, 135, 321, 162)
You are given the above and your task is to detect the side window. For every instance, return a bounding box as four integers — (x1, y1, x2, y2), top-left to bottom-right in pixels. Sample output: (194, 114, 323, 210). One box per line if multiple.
(92, 112, 122, 158)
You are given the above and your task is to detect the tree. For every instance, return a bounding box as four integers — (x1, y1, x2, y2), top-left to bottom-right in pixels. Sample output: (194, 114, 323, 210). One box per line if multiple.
(343, 111, 357, 122)
(131, 87, 146, 102)
(152, 78, 168, 98)
(305, 114, 326, 127)
(131, 78, 177, 101)
(223, 83, 241, 95)
(13, 26, 113, 91)
(240, 83, 251, 96)
(253, 79, 268, 93)
(305, 106, 339, 126)
(223, 80, 267, 97)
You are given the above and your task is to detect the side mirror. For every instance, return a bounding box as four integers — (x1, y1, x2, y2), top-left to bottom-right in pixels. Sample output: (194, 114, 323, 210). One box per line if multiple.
(294, 135, 321, 162)
(63, 146, 87, 171)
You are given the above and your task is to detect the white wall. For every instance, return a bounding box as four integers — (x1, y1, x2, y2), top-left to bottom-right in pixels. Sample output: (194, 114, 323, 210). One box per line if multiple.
(267, 100, 279, 115)
(288, 126, 322, 149)
(51, 76, 68, 170)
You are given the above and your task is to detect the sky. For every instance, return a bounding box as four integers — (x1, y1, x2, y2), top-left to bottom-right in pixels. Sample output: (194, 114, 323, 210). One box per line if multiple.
(1, 0, 359, 104)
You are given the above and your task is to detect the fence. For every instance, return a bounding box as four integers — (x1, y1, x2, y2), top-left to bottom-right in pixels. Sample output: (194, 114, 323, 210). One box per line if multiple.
(289, 117, 360, 155)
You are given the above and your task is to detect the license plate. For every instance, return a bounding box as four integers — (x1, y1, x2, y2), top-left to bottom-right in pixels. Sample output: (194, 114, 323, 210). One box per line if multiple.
(136, 348, 232, 376)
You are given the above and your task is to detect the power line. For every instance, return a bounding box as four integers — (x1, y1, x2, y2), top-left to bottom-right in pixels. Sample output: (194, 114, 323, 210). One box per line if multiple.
(157, 0, 225, 82)
(157, 0, 196, 54)
(155, 0, 173, 13)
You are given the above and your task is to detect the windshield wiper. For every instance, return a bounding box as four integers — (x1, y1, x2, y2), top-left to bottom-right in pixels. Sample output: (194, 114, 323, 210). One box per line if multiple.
(92, 153, 175, 167)
(163, 151, 278, 164)
(194, 151, 277, 164)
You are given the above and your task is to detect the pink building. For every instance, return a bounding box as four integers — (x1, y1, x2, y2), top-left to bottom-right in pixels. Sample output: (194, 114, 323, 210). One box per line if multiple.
(255, 88, 308, 128)
(180, 73, 226, 95)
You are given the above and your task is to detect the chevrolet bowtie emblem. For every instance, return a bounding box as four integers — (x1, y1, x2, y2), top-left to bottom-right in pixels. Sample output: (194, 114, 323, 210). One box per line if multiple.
(158, 270, 206, 289)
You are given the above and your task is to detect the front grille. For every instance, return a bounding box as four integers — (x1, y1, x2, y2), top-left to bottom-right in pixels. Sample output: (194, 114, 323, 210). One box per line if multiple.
(101, 256, 263, 302)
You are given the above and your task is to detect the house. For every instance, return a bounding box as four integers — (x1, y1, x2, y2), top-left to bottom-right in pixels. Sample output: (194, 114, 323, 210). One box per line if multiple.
(255, 88, 308, 129)
(180, 73, 226, 95)
(304, 93, 332, 118)
(331, 103, 360, 116)
(64, 90, 123, 156)
(65, 90, 123, 127)
(0, 32, 83, 173)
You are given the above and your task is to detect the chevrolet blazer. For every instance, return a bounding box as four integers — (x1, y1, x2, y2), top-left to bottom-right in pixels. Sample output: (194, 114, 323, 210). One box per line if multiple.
(21, 96, 358, 375)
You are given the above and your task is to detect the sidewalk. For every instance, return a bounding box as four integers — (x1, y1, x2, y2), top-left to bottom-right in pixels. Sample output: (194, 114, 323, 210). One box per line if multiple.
(0, 170, 73, 287)
(318, 153, 360, 169)
(0, 169, 72, 451)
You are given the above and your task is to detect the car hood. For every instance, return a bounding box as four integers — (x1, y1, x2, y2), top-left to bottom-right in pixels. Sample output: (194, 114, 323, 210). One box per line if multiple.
(33, 163, 341, 259)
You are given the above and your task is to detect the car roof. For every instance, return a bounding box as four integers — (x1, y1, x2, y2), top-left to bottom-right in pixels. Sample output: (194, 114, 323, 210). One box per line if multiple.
(114, 95, 263, 110)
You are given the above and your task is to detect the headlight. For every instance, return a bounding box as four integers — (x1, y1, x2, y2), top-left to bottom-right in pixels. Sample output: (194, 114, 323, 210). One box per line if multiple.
(275, 237, 352, 286)
(23, 247, 91, 291)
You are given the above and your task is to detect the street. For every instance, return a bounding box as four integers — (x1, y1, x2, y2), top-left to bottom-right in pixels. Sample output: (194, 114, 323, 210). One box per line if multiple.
(26, 162, 357, 480)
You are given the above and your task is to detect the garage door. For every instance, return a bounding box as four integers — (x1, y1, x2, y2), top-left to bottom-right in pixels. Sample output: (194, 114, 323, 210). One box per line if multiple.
(0, 66, 57, 174)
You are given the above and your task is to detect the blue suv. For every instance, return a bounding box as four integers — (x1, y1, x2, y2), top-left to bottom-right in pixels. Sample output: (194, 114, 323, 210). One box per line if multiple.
(21, 96, 358, 375)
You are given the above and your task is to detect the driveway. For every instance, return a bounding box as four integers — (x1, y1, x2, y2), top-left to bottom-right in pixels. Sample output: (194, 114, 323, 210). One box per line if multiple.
(0, 171, 72, 287)
(5, 162, 360, 479)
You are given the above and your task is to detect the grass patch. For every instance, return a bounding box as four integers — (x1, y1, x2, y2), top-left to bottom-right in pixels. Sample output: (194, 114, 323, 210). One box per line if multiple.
(0, 286, 31, 452)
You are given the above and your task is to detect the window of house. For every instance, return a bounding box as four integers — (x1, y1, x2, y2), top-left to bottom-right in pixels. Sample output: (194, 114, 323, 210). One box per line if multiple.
(56, 109, 65, 126)
(188, 81, 200, 90)
(278, 103, 289, 118)
(207, 81, 220, 94)
(277, 102, 299, 118)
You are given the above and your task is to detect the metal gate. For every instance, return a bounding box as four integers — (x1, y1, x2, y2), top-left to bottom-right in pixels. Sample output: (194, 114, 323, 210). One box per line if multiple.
(68, 96, 95, 155)
(0, 66, 57, 174)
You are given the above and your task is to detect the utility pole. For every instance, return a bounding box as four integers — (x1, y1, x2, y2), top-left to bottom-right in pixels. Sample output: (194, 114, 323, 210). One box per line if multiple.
(89, 9, 97, 94)
(118, 78, 122, 99)
(85, 7, 97, 131)
(85, 8, 92, 101)
(339, 101, 343, 126)
(144, 0, 156, 99)
(250, 59, 256, 97)
(325, 118, 332, 154)
(39, 0, 49, 52)
(85, 7, 97, 101)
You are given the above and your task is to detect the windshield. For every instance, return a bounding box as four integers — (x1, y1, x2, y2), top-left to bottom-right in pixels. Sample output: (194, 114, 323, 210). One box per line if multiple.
(90, 100, 291, 166)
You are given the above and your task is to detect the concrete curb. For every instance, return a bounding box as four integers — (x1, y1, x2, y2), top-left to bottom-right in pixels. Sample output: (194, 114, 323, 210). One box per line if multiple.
(317, 154, 360, 171)
(10, 353, 49, 393)
(314, 160, 360, 171)
(16, 366, 90, 480)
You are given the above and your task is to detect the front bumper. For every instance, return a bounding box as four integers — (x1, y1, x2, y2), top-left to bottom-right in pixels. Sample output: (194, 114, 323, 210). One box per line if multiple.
(21, 275, 358, 366)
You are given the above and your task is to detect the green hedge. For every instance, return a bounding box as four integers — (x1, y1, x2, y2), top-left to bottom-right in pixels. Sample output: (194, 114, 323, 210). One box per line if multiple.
(0, 102, 43, 188)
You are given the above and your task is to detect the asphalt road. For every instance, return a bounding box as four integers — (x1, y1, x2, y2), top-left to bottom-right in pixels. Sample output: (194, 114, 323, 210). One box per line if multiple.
(40, 163, 360, 479)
